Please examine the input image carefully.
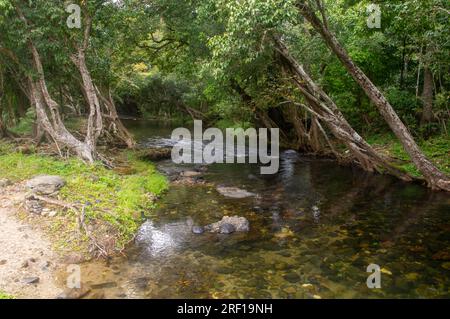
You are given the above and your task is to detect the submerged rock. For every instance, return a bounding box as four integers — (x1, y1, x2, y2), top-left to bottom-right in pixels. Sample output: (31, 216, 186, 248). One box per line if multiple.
(139, 147, 172, 161)
(205, 216, 250, 233)
(181, 170, 202, 178)
(216, 186, 255, 199)
(219, 223, 236, 234)
(26, 175, 65, 195)
(192, 226, 205, 234)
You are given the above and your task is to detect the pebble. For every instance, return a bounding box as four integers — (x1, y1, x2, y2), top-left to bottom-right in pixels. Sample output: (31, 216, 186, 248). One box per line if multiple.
(219, 223, 236, 234)
(192, 226, 205, 234)
(22, 277, 40, 284)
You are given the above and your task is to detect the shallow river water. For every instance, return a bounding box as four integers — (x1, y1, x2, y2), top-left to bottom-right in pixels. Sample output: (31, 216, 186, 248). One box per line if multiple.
(75, 120, 450, 299)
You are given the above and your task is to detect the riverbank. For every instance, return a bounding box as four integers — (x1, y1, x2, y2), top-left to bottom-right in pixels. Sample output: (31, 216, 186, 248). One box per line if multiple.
(0, 141, 168, 257)
(0, 186, 62, 299)
(368, 133, 450, 178)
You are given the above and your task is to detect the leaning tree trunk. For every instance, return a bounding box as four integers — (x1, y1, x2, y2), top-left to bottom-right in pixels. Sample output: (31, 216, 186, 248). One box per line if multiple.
(16, 6, 96, 162)
(72, 12, 134, 149)
(275, 38, 412, 181)
(297, 2, 450, 191)
(421, 66, 434, 125)
(70, 13, 103, 151)
(96, 87, 135, 148)
(71, 51, 103, 151)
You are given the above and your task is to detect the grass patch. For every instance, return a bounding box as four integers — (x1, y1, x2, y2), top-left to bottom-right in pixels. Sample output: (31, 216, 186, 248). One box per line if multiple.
(0, 291, 14, 299)
(0, 141, 168, 255)
(367, 133, 450, 177)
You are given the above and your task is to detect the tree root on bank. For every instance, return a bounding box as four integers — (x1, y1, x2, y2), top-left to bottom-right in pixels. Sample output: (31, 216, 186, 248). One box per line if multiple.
(25, 194, 110, 259)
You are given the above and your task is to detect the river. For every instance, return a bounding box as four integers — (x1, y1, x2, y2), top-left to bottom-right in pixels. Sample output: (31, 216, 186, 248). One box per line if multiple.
(72, 120, 450, 299)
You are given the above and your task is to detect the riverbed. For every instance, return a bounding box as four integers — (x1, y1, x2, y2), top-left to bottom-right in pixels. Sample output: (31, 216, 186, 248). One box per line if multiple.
(71, 120, 450, 299)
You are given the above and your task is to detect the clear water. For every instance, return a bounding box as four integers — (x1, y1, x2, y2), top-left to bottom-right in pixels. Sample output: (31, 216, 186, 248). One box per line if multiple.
(75, 120, 450, 299)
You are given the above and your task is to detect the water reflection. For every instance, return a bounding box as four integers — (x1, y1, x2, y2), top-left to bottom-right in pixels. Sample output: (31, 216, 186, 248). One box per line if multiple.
(82, 120, 450, 299)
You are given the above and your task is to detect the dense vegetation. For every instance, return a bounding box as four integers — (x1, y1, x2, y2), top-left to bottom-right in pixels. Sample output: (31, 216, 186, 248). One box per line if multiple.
(0, 0, 449, 189)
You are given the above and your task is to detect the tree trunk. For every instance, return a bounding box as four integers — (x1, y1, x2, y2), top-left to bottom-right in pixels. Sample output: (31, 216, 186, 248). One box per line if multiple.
(421, 66, 434, 124)
(275, 38, 412, 181)
(97, 87, 136, 148)
(71, 51, 103, 150)
(72, 12, 134, 149)
(280, 103, 311, 151)
(297, 3, 450, 191)
(29, 78, 95, 162)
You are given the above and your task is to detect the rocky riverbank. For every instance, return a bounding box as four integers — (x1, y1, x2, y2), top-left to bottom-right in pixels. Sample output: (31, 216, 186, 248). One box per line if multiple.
(0, 181, 62, 298)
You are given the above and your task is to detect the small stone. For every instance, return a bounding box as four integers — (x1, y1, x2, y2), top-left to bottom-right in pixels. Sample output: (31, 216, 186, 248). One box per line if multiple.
(90, 282, 117, 290)
(132, 277, 149, 290)
(181, 170, 202, 177)
(219, 223, 236, 234)
(21, 260, 29, 268)
(0, 260, 7, 265)
(192, 226, 205, 234)
(283, 272, 300, 283)
(57, 286, 91, 299)
(302, 283, 314, 290)
(284, 287, 297, 294)
(22, 277, 39, 284)
(216, 186, 255, 199)
(206, 216, 250, 233)
(381, 268, 392, 275)
(41, 261, 51, 270)
(0, 179, 12, 187)
(48, 211, 57, 217)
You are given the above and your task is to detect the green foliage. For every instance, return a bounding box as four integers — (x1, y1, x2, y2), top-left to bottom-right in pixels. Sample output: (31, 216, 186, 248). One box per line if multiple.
(10, 109, 36, 135)
(367, 133, 450, 177)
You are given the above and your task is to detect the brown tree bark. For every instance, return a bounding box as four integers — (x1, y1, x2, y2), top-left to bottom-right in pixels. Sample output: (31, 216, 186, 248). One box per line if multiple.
(70, 14, 103, 151)
(16, 6, 96, 162)
(72, 12, 134, 149)
(96, 87, 136, 148)
(275, 38, 412, 181)
(297, 2, 450, 191)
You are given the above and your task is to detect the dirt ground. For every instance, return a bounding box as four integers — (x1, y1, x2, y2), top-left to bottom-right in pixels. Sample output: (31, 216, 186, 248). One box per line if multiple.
(0, 183, 63, 299)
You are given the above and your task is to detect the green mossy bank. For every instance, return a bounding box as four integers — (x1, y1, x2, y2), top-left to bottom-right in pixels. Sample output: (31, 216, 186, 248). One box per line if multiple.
(0, 291, 14, 299)
(367, 134, 450, 178)
(0, 142, 168, 258)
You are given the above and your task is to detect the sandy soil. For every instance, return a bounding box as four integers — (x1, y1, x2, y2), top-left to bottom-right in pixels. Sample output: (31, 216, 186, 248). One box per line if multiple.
(0, 183, 63, 299)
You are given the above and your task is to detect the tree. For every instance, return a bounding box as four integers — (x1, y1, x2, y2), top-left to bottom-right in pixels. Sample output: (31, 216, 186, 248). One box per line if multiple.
(296, 0, 450, 191)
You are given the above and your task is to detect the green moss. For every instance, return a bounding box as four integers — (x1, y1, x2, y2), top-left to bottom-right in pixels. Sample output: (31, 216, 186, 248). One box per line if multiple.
(0, 141, 168, 253)
(0, 291, 14, 299)
(9, 109, 35, 136)
(367, 133, 450, 177)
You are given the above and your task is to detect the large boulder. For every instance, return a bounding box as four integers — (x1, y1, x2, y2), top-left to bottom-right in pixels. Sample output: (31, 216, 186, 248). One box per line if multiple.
(205, 216, 250, 233)
(26, 175, 65, 195)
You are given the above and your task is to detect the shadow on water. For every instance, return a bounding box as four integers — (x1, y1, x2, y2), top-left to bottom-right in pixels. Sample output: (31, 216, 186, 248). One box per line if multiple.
(78, 120, 450, 299)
